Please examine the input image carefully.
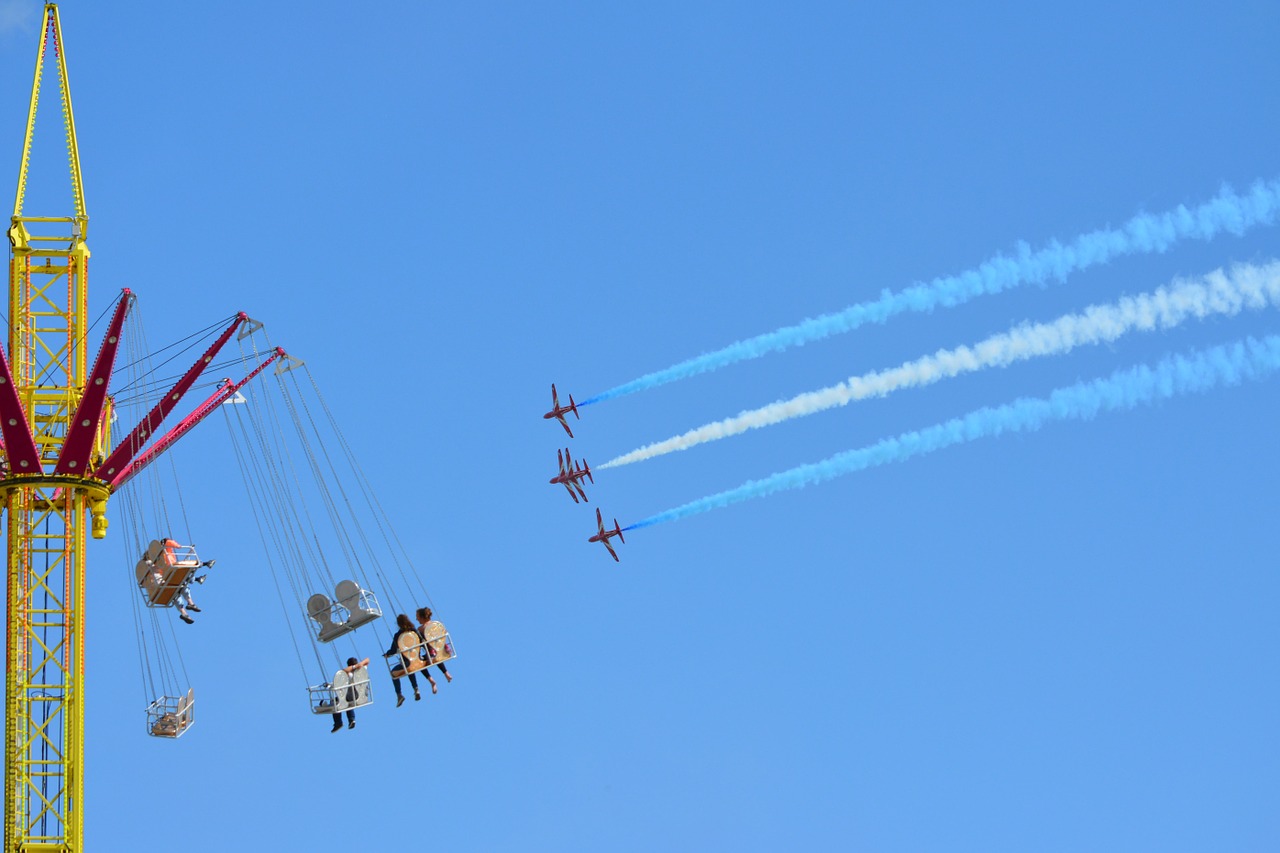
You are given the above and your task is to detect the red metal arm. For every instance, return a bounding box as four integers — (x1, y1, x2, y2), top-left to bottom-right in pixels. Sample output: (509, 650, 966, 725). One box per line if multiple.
(0, 344, 41, 476)
(93, 312, 247, 482)
(54, 288, 133, 475)
(108, 347, 284, 491)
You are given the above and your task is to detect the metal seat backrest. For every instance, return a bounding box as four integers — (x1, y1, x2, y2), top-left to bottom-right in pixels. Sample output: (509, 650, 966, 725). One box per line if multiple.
(394, 631, 428, 673)
(136, 549, 192, 608)
(136, 559, 160, 593)
(336, 579, 380, 630)
(396, 630, 422, 656)
(308, 593, 345, 642)
(346, 668, 370, 709)
(332, 669, 352, 710)
(334, 580, 361, 612)
(421, 621, 454, 663)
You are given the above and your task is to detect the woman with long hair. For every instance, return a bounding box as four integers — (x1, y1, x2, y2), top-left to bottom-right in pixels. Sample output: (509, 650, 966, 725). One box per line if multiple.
(383, 613, 424, 707)
(415, 606, 454, 694)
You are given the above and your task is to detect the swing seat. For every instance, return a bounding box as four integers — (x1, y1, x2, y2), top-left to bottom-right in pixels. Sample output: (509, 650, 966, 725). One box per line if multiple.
(386, 624, 455, 678)
(420, 620, 456, 666)
(145, 538, 202, 569)
(308, 668, 373, 714)
(306, 580, 382, 643)
(388, 630, 428, 678)
(146, 688, 195, 739)
(136, 540, 204, 608)
(335, 579, 381, 631)
(390, 658, 430, 677)
(136, 559, 196, 607)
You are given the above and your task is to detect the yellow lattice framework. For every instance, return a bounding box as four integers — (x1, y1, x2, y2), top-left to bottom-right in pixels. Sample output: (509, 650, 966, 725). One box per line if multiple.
(4, 5, 107, 851)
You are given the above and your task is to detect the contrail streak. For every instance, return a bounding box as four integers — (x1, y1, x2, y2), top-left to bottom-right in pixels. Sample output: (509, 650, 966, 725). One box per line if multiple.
(584, 179, 1280, 405)
(623, 334, 1280, 530)
(603, 261, 1280, 468)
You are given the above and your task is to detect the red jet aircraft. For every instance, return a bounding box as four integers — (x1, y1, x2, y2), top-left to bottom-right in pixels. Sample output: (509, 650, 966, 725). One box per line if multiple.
(543, 384, 580, 437)
(550, 448, 594, 503)
(588, 507, 625, 562)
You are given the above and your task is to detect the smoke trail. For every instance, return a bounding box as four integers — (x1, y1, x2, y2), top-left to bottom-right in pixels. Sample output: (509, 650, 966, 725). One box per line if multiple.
(603, 261, 1280, 468)
(585, 179, 1280, 405)
(624, 334, 1280, 530)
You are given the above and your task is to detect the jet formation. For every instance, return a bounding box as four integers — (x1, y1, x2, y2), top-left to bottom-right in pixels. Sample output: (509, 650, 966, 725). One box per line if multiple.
(549, 447, 593, 503)
(544, 384, 625, 560)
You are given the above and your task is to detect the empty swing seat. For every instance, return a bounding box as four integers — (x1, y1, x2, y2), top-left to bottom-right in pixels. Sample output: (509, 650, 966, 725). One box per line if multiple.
(309, 668, 373, 715)
(306, 579, 382, 643)
(147, 688, 195, 738)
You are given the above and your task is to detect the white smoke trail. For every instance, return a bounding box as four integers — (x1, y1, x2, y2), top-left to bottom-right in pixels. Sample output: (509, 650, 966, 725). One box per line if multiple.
(625, 334, 1280, 530)
(603, 260, 1280, 468)
(586, 179, 1280, 404)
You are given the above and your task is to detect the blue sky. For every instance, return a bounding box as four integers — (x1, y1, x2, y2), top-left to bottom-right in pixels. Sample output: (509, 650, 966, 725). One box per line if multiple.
(3, 1, 1280, 850)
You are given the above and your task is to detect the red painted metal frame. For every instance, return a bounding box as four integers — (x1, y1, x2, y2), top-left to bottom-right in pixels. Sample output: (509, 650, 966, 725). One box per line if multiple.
(92, 312, 247, 482)
(0, 343, 41, 476)
(108, 346, 284, 491)
(53, 288, 132, 475)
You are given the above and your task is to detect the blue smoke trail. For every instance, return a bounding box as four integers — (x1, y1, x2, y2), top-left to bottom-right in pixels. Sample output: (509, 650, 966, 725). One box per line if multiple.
(625, 334, 1280, 530)
(586, 179, 1280, 405)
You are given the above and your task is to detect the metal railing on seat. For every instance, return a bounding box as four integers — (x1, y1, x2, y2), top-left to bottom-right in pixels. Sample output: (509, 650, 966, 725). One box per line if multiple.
(146, 689, 195, 739)
(308, 668, 373, 715)
(306, 579, 382, 643)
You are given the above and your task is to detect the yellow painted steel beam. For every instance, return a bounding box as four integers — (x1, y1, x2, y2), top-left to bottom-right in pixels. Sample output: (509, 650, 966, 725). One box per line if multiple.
(6, 5, 100, 851)
(14, 4, 88, 237)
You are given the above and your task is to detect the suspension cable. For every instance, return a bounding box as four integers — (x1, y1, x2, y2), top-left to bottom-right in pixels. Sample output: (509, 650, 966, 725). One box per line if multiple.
(304, 366, 436, 610)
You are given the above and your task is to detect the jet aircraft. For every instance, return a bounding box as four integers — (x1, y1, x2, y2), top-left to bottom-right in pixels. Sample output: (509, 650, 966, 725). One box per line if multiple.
(550, 448, 594, 503)
(588, 507, 625, 562)
(543, 384, 580, 437)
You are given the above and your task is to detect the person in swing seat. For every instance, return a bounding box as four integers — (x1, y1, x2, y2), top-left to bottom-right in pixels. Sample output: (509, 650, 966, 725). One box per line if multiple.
(330, 657, 370, 733)
(157, 537, 214, 624)
(415, 606, 453, 694)
(383, 613, 425, 707)
(176, 581, 200, 624)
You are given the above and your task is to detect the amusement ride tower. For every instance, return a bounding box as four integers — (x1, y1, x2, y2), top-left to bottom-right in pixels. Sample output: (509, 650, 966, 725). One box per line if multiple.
(3, 9, 434, 849)
(3, 5, 98, 849)
(0, 5, 252, 848)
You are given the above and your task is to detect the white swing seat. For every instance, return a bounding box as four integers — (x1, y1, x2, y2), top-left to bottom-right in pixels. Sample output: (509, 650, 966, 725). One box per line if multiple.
(306, 580, 382, 643)
(308, 668, 373, 714)
(146, 688, 195, 739)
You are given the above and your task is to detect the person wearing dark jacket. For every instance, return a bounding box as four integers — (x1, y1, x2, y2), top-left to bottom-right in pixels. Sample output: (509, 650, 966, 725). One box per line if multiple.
(329, 657, 369, 733)
(383, 613, 424, 707)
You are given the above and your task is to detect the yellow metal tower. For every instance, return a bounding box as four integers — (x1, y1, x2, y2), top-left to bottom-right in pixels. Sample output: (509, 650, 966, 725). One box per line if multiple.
(3, 5, 107, 850)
